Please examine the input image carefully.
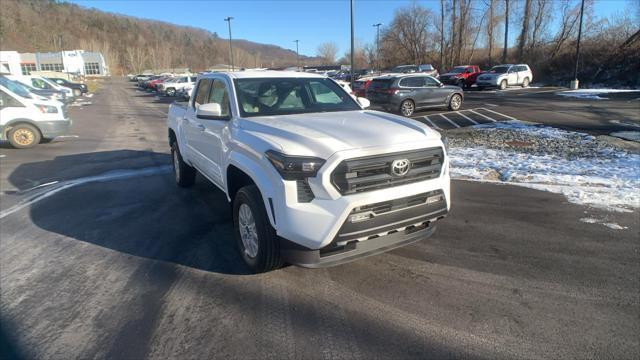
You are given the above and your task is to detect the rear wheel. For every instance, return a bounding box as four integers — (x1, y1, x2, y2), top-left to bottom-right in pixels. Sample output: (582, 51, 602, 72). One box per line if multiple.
(8, 124, 41, 149)
(457, 79, 465, 88)
(399, 99, 415, 117)
(166, 88, 176, 96)
(233, 185, 283, 273)
(499, 80, 507, 90)
(522, 78, 530, 88)
(171, 142, 196, 187)
(448, 94, 462, 111)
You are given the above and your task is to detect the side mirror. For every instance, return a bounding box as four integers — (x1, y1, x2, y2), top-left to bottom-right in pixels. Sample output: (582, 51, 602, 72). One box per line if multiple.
(196, 103, 223, 119)
(438, 82, 444, 87)
(357, 97, 370, 109)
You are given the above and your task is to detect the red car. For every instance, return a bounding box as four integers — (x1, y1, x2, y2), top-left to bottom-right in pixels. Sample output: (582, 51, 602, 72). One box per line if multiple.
(438, 65, 482, 88)
(147, 76, 172, 91)
(352, 77, 375, 97)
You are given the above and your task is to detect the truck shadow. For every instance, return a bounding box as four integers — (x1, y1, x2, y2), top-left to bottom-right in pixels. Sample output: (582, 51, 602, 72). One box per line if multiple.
(9, 149, 251, 275)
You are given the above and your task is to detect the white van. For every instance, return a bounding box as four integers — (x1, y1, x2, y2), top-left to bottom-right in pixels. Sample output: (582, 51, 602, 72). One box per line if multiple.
(9, 75, 75, 101)
(0, 81, 71, 148)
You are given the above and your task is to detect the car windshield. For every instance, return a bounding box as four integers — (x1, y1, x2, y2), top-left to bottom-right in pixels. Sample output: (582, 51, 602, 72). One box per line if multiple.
(0, 77, 33, 98)
(490, 66, 510, 73)
(234, 77, 360, 117)
(449, 67, 466, 74)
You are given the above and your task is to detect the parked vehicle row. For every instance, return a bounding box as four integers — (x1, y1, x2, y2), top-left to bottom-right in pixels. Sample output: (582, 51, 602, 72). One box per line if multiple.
(135, 73, 197, 98)
(0, 75, 72, 148)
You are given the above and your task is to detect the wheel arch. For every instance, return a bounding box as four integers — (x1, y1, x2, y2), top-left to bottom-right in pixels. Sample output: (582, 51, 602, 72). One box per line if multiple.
(3, 119, 43, 139)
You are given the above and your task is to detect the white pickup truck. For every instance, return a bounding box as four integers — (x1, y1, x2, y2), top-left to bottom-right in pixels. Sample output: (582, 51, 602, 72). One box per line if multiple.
(167, 71, 450, 272)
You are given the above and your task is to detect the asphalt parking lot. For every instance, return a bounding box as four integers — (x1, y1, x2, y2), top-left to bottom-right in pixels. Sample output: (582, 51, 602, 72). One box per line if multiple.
(1, 78, 638, 359)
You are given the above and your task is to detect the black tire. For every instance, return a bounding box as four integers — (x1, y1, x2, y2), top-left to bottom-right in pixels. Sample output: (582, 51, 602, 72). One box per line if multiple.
(499, 80, 507, 90)
(8, 124, 41, 149)
(522, 78, 530, 88)
(171, 142, 196, 187)
(399, 99, 415, 117)
(166, 88, 176, 97)
(233, 185, 283, 273)
(73, 89, 82, 97)
(457, 79, 465, 88)
(448, 93, 463, 111)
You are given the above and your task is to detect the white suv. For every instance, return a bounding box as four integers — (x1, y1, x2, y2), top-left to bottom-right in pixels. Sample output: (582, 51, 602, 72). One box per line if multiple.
(476, 64, 533, 90)
(167, 71, 450, 272)
(158, 75, 197, 96)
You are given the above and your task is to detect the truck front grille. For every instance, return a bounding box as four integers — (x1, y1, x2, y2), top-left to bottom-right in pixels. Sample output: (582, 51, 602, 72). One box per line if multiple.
(331, 147, 444, 195)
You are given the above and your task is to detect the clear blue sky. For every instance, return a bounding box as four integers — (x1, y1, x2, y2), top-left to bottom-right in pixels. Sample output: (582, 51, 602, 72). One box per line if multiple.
(68, 0, 632, 57)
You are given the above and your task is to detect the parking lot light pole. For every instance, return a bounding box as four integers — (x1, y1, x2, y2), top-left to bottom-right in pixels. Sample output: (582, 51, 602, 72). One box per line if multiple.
(373, 23, 382, 72)
(294, 40, 300, 70)
(571, 0, 585, 90)
(350, 0, 355, 89)
(224, 17, 234, 71)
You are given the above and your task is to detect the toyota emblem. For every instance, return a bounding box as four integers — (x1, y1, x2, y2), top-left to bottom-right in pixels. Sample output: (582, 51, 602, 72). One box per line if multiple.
(391, 159, 410, 176)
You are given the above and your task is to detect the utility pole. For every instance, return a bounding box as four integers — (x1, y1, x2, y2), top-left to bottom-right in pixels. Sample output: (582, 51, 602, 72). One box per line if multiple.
(58, 34, 70, 80)
(294, 40, 300, 70)
(571, 0, 585, 89)
(224, 17, 234, 71)
(372, 23, 382, 72)
(350, 0, 355, 89)
(502, 0, 508, 63)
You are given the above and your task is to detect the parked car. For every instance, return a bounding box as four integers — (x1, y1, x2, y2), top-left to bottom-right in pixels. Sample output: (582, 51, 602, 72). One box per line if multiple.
(176, 84, 194, 100)
(390, 64, 439, 78)
(3, 75, 68, 103)
(46, 77, 88, 97)
(167, 71, 449, 272)
(147, 76, 172, 91)
(0, 81, 71, 148)
(366, 74, 463, 117)
(438, 65, 482, 88)
(12, 75, 75, 101)
(138, 75, 159, 88)
(475, 64, 533, 90)
(158, 75, 197, 96)
(352, 77, 375, 97)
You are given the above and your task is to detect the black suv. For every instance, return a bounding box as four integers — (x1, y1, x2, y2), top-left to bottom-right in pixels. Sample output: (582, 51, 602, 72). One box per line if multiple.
(46, 78, 88, 97)
(366, 74, 463, 117)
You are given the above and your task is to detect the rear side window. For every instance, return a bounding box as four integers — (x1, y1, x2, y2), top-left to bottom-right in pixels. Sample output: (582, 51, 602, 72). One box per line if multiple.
(399, 77, 425, 87)
(310, 81, 342, 104)
(369, 79, 393, 90)
(193, 79, 211, 109)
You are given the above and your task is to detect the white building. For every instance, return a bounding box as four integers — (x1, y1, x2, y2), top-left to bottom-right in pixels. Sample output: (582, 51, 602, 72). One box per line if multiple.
(0, 50, 109, 76)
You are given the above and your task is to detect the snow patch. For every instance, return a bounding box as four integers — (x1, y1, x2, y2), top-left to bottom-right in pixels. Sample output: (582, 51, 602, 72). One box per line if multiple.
(610, 131, 640, 142)
(580, 218, 628, 230)
(557, 89, 639, 99)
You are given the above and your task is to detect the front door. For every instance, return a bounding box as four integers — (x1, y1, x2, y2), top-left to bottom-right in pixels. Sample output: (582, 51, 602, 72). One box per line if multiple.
(507, 67, 518, 85)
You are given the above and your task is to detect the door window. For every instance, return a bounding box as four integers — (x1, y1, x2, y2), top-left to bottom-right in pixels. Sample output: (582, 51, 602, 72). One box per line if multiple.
(309, 81, 342, 104)
(0, 90, 24, 109)
(193, 79, 212, 109)
(424, 77, 440, 87)
(206, 80, 231, 118)
(32, 78, 51, 89)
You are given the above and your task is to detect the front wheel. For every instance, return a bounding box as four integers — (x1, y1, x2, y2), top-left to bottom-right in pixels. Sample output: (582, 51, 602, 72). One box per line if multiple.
(233, 185, 283, 273)
(73, 89, 82, 97)
(171, 142, 196, 187)
(8, 124, 41, 149)
(399, 99, 415, 117)
(448, 94, 462, 111)
(522, 78, 530, 88)
(499, 80, 507, 90)
(166, 88, 176, 96)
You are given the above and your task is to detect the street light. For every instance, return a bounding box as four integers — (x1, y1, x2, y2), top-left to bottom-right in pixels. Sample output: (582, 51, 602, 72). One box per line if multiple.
(372, 23, 382, 72)
(294, 40, 300, 70)
(224, 17, 234, 71)
(350, 0, 354, 88)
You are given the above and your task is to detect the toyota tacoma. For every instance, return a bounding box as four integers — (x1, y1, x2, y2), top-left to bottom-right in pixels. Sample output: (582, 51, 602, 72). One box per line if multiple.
(167, 71, 450, 273)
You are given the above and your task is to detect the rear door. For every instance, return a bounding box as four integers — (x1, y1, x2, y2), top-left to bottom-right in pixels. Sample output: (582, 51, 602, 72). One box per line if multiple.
(507, 66, 518, 85)
(425, 76, 451, 106)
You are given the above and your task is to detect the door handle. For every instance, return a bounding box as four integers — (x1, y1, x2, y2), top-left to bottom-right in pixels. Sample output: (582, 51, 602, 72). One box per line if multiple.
(194, 123, 205, 131)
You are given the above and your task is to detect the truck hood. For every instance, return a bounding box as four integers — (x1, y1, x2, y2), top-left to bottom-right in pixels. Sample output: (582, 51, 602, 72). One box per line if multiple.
(238, 110, 440, 159)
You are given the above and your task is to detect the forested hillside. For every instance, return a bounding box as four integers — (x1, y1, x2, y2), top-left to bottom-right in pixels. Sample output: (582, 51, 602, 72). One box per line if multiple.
(0, 0, 314, 73)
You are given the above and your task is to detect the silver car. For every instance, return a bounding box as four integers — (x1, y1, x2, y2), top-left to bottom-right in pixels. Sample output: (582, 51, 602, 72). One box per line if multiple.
(476, 64, 533, 90)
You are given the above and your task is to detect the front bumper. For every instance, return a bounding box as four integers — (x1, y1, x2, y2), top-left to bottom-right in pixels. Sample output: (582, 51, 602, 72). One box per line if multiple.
(475, 78, 500, 87)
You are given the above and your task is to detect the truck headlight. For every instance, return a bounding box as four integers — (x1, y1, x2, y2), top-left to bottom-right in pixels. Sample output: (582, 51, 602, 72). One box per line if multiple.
(265, 150, 325, 180)
(35, 104, 59, 113)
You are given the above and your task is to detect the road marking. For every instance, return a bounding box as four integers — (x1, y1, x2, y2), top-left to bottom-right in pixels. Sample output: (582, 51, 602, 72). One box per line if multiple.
(0, 166, 171, 220)
(439, 113, 460, 128)
(485, 103, 499, 107)
(479, 107, 517, 121)
(422, 116, 442, 130)
(456, 111, 479, 124)
(469, 109, 497, 122)
(0, 154, 5, 158)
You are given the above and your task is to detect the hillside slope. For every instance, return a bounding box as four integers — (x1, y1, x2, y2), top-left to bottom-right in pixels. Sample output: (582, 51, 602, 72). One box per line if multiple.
(0, 0, 316, 73)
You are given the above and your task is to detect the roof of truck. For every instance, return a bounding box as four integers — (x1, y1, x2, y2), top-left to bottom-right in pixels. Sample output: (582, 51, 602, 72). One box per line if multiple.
(201, 70, 325, 79)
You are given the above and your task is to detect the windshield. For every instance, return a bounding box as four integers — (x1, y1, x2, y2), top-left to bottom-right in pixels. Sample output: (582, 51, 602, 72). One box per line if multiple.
(234, 77, 360, 117)
(0, 77, 33, 98)
(449, 67, 466, 74)
(490, 66, 510, 73)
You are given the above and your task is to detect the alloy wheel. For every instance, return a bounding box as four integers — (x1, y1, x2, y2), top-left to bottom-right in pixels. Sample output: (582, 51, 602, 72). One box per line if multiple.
(238, 203, 259, 258)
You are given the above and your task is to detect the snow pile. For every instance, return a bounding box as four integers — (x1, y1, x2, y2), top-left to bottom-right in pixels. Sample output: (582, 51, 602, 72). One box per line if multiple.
(447, 122, 640, 213)
(557, 89, 639, 99)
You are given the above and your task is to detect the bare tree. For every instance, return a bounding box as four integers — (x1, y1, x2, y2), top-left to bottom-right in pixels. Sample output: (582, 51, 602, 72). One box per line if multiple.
(485, 0, 496, 65)
(549, 0, 581, 60)
(517, 0, 532, 62)
(316, 42, 339, 64)
(384, 2, 436, 65)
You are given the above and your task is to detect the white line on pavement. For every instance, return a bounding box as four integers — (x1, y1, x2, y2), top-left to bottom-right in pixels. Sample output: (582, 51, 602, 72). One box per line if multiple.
(422, 116, 442, 130)
(456, 111, 479, 124)
(485, 103, 499, 107)
(0, 166, 171, 220)
(439, 113, 460, 128)
(469, 109, 497, 122)
(479, 107, 517, 121)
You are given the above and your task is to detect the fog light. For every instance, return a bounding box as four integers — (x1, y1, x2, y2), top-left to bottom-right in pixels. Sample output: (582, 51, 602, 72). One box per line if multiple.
(349, 212, 372, 223)
(426, 195, 444, 204)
